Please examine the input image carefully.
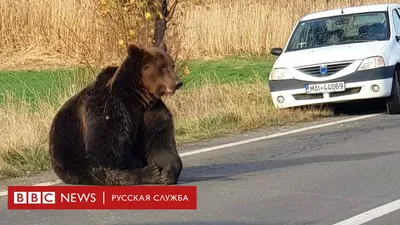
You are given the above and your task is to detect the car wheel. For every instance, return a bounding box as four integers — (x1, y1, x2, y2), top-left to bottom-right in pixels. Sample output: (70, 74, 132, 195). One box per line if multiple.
(386, 69, 400, 114)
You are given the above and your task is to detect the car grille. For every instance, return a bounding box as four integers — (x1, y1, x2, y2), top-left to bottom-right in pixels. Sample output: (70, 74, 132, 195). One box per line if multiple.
(293, 93, 324, 100)
(296, 61, 354, 76)
(329, 87, 361, 97)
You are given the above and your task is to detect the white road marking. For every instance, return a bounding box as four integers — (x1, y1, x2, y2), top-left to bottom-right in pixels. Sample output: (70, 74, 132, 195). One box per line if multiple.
(0, 113, 381, 197)
(332, 199, 400, 225)
(179, 113, 380, 157)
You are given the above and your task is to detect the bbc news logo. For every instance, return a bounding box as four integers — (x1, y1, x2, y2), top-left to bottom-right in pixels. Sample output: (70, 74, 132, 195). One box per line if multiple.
(14, 192, 56, 204)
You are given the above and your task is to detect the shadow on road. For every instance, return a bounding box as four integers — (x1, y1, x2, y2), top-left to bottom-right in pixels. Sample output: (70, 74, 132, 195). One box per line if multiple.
(178, 151, 398, 184)
(112, 222, 316, 225)
(112, 222, 255, 225)
(296, 98, 387, 116)
(331, 98, 387, 116)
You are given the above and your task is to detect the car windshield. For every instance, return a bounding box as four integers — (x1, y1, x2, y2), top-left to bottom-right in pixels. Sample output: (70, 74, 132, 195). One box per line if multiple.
(286, 12, 389, 52)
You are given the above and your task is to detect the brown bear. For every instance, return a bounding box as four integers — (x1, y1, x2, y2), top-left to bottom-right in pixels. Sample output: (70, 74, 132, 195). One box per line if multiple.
(48, 44, 183, 185)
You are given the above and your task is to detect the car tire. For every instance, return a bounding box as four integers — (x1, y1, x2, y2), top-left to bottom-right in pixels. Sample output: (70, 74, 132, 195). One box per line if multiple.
(386, 68, 400, 114)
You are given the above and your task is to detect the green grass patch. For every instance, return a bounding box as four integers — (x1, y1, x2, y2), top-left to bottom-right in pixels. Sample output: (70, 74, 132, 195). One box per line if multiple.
(0, 67, 89, 106)
(179, 56, 273, 89)
(0, 56, 273, 105)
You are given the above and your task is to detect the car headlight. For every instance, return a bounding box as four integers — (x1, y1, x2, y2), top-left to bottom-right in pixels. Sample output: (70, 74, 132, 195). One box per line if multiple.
(357, 56, 385, 71)
(269, 68, 293, 80)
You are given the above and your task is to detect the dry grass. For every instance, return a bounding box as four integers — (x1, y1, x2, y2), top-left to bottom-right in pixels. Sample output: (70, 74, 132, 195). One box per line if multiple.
(165, 79, 332, 142)
(0, 0, 97, 69)
(0, 78, 87, 177)
(0, 0, 398, 69)
(0, 73, 332, 178)
(0, 0, 160, 70)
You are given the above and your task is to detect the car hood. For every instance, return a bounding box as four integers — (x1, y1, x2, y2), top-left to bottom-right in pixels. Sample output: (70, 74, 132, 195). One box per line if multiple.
(274, 41, 389, 68)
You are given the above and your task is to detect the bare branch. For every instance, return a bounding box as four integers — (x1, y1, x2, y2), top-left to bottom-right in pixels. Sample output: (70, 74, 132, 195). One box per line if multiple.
(166, 0, 179, 20)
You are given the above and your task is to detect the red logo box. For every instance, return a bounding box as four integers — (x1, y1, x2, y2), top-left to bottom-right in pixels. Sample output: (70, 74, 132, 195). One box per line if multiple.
(8, 185, 197, 210)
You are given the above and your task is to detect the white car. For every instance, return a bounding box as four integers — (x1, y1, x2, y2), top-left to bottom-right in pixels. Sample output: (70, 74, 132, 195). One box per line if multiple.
(268, 3, 400, 114)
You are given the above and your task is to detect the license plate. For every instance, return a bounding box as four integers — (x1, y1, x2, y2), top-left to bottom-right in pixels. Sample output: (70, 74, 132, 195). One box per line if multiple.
(305, 82, 345, 94)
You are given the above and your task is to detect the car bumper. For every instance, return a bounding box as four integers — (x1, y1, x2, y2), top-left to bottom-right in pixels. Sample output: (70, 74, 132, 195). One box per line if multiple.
(268, 66, 395, 109)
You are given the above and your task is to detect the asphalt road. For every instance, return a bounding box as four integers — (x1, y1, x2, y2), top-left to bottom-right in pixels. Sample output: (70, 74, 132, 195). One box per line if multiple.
(2, 104, 400, 225)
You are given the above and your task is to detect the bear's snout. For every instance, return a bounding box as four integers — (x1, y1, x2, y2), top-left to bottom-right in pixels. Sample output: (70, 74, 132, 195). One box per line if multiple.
(176, 82, 183, 90)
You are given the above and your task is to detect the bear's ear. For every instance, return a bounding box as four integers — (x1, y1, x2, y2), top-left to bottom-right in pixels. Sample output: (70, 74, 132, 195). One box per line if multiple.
(127, 44, 145, 60)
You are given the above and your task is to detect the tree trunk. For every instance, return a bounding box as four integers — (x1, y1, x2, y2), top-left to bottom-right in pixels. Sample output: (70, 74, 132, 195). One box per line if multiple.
(154, 0, 168, 49)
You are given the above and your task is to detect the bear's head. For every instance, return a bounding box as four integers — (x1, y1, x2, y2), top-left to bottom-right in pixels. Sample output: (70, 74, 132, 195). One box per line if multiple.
(130, 44, 182, 98)
(107, 44, 183, 102)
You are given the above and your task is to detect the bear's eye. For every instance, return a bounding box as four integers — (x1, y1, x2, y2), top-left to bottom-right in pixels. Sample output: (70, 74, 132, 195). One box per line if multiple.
(161, 62, 168, 68)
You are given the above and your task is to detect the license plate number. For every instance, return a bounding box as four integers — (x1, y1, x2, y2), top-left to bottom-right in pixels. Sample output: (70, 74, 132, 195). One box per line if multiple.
(305, 82, 345, 94)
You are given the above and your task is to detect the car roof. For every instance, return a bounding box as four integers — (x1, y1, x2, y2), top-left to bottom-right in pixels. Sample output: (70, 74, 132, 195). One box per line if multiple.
(301, 4, 398, 21)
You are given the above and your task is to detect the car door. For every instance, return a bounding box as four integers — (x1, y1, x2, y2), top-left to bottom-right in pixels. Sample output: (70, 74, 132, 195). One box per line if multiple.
(393, 8, 400, 38)
(386, 8, 400, 65)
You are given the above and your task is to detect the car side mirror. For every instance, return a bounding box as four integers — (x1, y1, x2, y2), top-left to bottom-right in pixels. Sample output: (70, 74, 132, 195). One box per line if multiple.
(271, 47, 283, 56)
(396, 36, 400, 42)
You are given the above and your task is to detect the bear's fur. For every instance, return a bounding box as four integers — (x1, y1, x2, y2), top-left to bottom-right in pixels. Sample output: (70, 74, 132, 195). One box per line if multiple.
(49, 44, 183, 185)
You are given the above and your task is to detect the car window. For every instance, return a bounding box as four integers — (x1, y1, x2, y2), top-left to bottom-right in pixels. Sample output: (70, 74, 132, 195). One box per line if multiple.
(392, 9, 400, 35)
(286, 12, 389, 52)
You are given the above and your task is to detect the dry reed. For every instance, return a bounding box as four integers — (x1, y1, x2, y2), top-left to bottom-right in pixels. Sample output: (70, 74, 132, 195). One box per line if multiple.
(0, 0, 397, 69)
